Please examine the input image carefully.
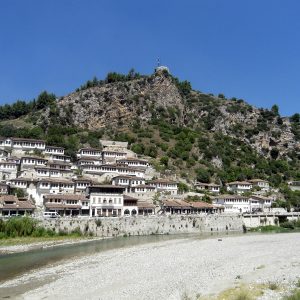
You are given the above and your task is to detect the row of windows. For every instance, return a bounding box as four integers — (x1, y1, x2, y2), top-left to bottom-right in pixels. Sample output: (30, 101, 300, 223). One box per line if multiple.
(92, 197, 122, 204)
(0, 165, 16, 169)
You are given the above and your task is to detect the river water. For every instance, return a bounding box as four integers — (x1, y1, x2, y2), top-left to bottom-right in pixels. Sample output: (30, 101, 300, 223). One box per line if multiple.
(0, 232, 245, 283)
(0, 232, 246, 299)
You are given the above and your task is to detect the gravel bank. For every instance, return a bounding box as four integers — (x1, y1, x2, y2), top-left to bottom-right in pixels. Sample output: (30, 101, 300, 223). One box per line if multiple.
(0, 237, 105, 254)
(1, 232, 300, 299)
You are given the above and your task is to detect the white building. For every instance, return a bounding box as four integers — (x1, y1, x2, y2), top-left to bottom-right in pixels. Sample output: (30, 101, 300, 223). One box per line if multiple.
(148, 179, 178, 195)
(112, 175, 145, 192)
(194, 182, 220, 194)
(288, 181, 300, 191)
(0, 137, 46, 153)
(77, 157, 102, 166)
(43, 194, 89, 216)
(102, 150, 127, 164)
(45, 146, 65, 156)
(20, 156, 48, 170)
(226, 181, 253, 194)
(249, 179, 270, 192)
(213, 194, 250, 213)
(73, 178, 92, 194)
(81, 164, 145, 178)
(249, 195, 274, 212)
(116, 158, 149, 169)
(87, 185, 125, 217)
(0, 162, 18, 180)
(77, 148, 102, 159)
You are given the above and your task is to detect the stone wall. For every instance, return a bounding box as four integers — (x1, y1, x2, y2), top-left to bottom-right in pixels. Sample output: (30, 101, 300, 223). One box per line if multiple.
(40, 214, 244, 237)
(243, 215, 278, 228)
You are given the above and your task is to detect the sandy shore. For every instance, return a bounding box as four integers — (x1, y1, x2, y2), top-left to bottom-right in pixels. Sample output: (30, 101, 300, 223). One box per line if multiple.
(1, 232, 300, 299)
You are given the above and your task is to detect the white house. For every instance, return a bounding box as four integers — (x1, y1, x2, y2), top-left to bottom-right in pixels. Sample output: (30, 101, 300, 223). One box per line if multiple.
(226, 181, 253, 194)
(249, 179, 270, 192)
(87, 185, 125, 217)
(43, 194, 89, 216)
(77, 148, 102, 159)
(20, 156, 48, 170)
(0, 137, 46, 153)
(73, 178, 92, 194)
(112, 175, 145, 192)
(116, 158, 149, 169)
(34, 178, 75, 206)
(77, 157, 102, 166)
(288, 181, 300, 191)
(102, 150, 127, 164)
(45, 146, 65, 156)
(194, 182, 220, 194)
(148, 179, 178, 195)
(0, 162, 18, 180)
(81, 164, 145, 178)
(213, 194, 250, 213)
(249, 195, 274, 212)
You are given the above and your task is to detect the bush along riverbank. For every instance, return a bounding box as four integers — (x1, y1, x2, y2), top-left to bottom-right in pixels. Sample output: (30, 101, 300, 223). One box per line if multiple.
(249, 219, 300, 233)
(0, 217, 83, 240)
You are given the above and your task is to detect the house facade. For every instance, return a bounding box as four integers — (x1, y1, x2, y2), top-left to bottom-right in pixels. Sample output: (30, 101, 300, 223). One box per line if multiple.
(226, 181, 253, 194)
(43, 194, 89, 216)
(148, 179, 178, 195)
(87, 185, 125, 217)
(194, 182, 220, 194)
(213, 195, 250, 213)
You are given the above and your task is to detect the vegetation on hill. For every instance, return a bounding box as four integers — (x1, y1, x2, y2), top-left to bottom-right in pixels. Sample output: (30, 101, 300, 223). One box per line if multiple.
(0, 69, 299, 189)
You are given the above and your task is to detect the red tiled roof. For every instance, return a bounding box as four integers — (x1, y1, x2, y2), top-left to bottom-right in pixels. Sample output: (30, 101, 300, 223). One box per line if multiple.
(44, 194, 87, 201)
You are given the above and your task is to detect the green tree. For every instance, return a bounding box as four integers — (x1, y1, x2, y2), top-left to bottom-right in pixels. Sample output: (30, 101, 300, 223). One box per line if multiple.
(196, 168, 210, 183)
(160, 156, 169, 167)
(36, 91, 56, 110)
(271, 104, 279, 116)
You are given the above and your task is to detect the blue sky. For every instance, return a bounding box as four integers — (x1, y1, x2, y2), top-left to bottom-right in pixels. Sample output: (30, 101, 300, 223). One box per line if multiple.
(0, 0, 299, 116)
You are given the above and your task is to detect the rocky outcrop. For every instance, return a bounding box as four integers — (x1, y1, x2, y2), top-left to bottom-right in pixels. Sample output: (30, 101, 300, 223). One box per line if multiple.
(40, 72, 299, 160)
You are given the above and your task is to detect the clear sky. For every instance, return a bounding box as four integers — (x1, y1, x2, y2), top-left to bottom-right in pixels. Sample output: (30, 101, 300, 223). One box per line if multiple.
(0, 0, 299, 116)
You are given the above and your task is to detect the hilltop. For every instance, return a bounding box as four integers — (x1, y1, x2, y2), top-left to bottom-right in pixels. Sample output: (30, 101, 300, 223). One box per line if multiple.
(0, 69, 300, 186)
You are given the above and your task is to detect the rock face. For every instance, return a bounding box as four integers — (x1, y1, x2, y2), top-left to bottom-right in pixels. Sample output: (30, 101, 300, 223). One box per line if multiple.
(46, 72, 299, 159)
(57, 75, 184, 130)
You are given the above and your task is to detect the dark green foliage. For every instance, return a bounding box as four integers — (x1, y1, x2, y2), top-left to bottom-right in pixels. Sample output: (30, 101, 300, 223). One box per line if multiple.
(0, 217, 85, 239)
(9, 188, 26, 198)
(160, 156, 169, 167)
(290, 113, 300, 123)
(0, 91, 56, 120)
(178, 182, 189, 193)
(36, 91, 56, 110)
(196, 169, 210, 183)
(0, 217, 54, 238)
(271, 104, 279, 116)
(131, 143, 145, 155)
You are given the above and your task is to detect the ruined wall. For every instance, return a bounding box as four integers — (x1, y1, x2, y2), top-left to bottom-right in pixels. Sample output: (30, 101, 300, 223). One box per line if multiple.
(40, 215, 243, 237)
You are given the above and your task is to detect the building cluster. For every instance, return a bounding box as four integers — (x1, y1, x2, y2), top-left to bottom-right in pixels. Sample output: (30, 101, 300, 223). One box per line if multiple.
(0, 138, 178, 217)
(0, 137, 281, 217)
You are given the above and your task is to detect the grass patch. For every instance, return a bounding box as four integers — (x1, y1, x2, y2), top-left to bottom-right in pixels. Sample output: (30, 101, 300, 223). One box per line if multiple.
(268, 282, 279, 290)
(0, 235, 85, 246)
(216, 284, 264, 300)
(0, 217, 86, 242)
(248, 225, 290, 233)
(284, 289, 300, 300)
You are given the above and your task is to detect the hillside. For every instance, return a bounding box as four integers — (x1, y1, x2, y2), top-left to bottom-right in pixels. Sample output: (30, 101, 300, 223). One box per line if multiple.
(1, 69, 300, 186)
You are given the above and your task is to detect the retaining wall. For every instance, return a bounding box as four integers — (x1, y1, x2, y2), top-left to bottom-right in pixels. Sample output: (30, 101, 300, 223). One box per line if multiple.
(40, 214, 244, 237)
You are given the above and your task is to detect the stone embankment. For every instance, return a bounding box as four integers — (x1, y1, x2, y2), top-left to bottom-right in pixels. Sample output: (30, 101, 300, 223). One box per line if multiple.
(40, 214, 243, 237)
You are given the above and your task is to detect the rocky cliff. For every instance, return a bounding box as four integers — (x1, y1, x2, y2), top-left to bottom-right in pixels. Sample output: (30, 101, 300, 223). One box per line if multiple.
(43, 71, 299, 160)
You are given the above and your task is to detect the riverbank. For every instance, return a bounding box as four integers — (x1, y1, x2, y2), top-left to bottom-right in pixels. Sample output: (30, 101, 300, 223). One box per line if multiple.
(0, 236, 103, 254)
(1, 232, 300, 299)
